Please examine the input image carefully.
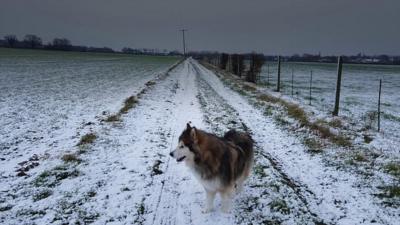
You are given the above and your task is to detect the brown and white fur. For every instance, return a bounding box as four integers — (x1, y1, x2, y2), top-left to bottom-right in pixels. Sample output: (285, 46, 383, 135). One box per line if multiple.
(169, 123, 254, 213)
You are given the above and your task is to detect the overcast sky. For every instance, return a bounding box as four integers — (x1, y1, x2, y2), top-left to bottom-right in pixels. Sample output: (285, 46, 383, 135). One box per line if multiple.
(1, 0, 399, 55)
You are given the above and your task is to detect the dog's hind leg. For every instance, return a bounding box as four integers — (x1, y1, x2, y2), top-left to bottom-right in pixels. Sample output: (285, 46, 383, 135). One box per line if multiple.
(202, 190, 216, 213)
(235, 163, 252, 193)
(220, 187, 234, 213)
(235, 178, 245, 194)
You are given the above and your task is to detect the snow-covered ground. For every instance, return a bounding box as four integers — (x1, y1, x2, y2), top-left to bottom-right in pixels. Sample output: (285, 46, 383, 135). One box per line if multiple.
(0, 48, 177, 177)
(1, 55, 399, 224)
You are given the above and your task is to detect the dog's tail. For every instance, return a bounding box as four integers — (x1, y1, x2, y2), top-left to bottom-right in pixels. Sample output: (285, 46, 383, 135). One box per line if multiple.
(223, 129, 254, 178)
(224, 129, 254, 153)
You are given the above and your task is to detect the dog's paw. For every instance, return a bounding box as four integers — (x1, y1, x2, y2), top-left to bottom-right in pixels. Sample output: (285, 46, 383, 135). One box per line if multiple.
(235, 186, 244, 194)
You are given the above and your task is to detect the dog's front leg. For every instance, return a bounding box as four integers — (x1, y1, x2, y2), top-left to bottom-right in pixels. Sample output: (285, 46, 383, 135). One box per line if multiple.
(202, 190, 216, 213)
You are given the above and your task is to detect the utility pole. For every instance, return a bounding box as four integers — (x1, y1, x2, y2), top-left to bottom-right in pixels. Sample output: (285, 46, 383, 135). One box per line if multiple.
(180, 29, 187, 57)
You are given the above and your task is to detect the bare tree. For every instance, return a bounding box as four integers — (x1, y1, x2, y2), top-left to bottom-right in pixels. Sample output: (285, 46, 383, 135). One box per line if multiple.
(219, 53, 229, 70)
(23, 34, 42, 48)
(4, 35, 18, 48)
(246, 53, 265, 83)
(231, 54, 245, 77)
(52, 38, 72, 50)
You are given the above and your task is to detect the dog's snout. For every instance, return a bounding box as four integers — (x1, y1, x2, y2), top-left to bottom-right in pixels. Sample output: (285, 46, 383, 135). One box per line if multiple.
(169, 151, 174, 157)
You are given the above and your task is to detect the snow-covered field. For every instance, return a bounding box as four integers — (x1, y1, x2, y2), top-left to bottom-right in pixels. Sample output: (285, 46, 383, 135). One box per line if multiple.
(0, 48, 177, 171)
(260, 62, 400, 156)
(0, 52, 399, 224)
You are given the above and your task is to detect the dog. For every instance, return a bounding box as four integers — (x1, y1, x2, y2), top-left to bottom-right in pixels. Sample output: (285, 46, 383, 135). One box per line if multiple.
(169, 123, 254, 213)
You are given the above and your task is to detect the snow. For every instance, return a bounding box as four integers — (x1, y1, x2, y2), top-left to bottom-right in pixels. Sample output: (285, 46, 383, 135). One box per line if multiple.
(1, 53, 398, 224)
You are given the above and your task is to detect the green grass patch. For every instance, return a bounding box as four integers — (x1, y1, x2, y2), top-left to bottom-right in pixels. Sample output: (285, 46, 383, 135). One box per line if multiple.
(274, 115, 290, 126)
(33, 189, 53, 202)
(33, 165, 79, 188)
(377, 185, 400, 198)
(253, 164, 268, 177)
(382, 112, 400, 122)
(383, 162, 400, 177)
(269, 199, 290, 214)
(352, 152, 368, 162)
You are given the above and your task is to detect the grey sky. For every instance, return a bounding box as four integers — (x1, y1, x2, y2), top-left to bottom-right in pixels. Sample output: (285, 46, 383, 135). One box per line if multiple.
(1, 0, 399, 55)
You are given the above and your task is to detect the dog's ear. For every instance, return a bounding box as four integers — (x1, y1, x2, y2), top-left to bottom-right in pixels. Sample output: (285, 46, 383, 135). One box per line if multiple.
(186, 122, 192, 130)
(190, 127, 198, 142)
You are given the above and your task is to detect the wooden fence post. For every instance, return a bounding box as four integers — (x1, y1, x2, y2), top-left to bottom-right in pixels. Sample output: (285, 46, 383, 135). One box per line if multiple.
(378, 79, 382, 132)
(291, 68, 294, 97)
(267, 64, 270, 87)
(309, 70, 313, 105)
(333, 56, 343, 116)
(277, 56, 281, 92)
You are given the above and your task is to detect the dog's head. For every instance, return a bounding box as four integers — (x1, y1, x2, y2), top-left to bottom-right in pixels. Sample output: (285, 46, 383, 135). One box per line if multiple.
(169, 123, 198, 164)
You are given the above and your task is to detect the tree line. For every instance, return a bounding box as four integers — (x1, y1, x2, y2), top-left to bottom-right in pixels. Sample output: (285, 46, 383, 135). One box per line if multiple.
(198, 52, 265, 83)
(0, 34, 115, 53)
(0, 34, 181, 56)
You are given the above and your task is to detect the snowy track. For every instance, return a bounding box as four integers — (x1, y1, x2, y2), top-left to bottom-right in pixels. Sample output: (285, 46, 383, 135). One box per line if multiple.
(1, 59, 398, 225)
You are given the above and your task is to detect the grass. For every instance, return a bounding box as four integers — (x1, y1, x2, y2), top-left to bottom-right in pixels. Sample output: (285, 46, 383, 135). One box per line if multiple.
(242, 84, 257, 92)
(328, 118, 343, 128)
(274, 115, 290, 126)
(253, 164, 268, 177)
(257, 94, 280, 104)
(352, 152, 368, 162)
(33, 165, 79, 187)
(285, 103, 309, 126)
(134, 198, 146, 225)
(105, 114, 120, 122)
(61, 153, 81, 163)
(255, 91, 351, 147)
(377, 185, 400, 198)
(363, 134, 373, 143)
(303, 138, 323, 153)
(33, 189, 53, 202)
(382, 112, 400, 122)
(119, 96, 138, 114)
(151, 160, 163, 176)
(383, 162, 400, 177)
(77, 133, 97, 146)
(269, 199, 290, 215)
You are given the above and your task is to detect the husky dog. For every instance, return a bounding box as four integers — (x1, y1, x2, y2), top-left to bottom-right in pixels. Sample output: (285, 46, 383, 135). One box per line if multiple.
(169, 123, 254, 213)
